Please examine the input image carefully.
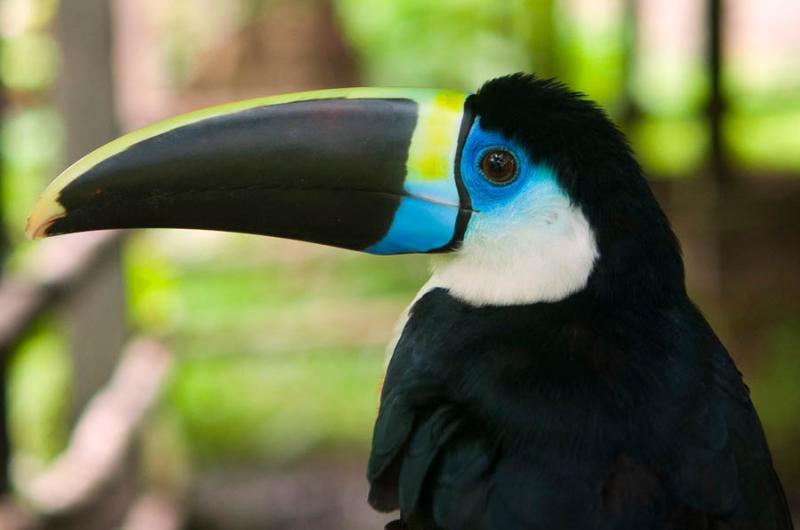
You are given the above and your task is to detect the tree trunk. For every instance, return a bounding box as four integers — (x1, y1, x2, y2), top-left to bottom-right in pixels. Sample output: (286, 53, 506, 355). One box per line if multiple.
(54, 0, 128, 424)
(707, 0, 727, 183)
(621, 0, 641, 129)
(46, 1, 133, 527)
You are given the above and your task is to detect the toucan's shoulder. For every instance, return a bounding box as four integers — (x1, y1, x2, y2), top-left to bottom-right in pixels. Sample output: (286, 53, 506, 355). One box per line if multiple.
(378, 289, 792, 529)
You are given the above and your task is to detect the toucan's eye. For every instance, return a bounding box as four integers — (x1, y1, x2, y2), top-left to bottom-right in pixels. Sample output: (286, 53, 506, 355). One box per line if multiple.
(479, 149, 518, 185)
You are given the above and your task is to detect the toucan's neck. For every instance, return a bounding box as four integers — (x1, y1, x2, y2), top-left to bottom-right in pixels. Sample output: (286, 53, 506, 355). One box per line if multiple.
(423, 229, 686, 315)
(424, 229, 685, 312)
(583, 208, 687, 308)
(427, 202, 600, 307)
(403, 285, 694, 382)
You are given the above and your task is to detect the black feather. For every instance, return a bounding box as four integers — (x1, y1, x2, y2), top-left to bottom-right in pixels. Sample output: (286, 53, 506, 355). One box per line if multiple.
(367, 74, 792, 530)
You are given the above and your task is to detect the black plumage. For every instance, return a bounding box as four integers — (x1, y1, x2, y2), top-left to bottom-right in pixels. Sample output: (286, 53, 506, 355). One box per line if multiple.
(367, 75, 792, 529)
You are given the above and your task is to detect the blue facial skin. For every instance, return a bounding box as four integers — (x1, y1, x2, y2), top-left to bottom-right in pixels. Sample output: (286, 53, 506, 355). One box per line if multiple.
(366, 194, 460, 254)
(366, 118, 568, 255)
(460, 118, 568, 241)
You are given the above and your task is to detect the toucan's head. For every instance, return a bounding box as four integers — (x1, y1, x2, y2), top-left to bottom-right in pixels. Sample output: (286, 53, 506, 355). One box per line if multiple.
(27, 74, 683, 306)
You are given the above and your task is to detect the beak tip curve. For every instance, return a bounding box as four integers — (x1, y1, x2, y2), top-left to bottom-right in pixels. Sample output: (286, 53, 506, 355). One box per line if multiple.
(26, 192, 67, 240)
(25, 215, 56, 240)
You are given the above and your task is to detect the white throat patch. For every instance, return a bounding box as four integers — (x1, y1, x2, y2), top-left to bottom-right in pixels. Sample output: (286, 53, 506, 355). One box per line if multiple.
(384, 187, 599, 366)
(383, 203, 598, 366)
(428, 201, 599, 307)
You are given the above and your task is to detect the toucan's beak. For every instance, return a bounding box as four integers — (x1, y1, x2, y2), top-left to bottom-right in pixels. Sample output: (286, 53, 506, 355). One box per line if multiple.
(27, 88, 474, 254)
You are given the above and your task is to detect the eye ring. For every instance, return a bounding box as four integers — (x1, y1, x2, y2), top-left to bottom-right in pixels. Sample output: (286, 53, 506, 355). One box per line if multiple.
(478, 148, 518, 185)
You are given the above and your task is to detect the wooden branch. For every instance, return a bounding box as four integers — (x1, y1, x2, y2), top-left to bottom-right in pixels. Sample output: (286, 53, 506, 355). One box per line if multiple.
(20, 338, 172, 516)
(0, 498, 37, 530)
(0, 232, 123, 356)
(25, 232, 123, 292)
(121, 493, 184, 530)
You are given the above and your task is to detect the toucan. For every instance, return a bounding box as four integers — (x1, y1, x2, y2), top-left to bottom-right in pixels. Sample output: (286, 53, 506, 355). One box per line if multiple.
(27, 74, 792, 530)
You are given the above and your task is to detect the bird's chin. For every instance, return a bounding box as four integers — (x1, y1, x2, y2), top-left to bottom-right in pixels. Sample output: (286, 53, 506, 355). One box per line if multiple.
(424, 216, 599, 307)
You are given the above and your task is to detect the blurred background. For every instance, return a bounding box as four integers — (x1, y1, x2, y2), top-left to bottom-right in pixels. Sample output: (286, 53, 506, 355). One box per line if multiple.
(0, 0, 798, 528)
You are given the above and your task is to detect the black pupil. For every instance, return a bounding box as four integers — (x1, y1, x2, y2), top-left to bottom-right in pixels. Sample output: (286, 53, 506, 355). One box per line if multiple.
(481, 150, 516, 183)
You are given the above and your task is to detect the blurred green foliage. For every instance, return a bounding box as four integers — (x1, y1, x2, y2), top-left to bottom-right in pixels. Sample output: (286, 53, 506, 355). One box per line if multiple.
(335, 0, 548, 91)
(749, 318, 800, 485)
(7, 325, 71, 475)
(0, 0, 799, 488)
(0, 106, 64, 239)
(124, 232, 428, 465)
(170, 347, 382, 463)
(0, 32, 59, 91)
